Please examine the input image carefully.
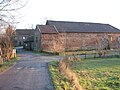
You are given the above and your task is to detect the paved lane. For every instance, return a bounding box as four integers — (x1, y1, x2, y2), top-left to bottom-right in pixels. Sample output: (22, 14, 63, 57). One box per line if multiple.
(0, 51, 60, 90)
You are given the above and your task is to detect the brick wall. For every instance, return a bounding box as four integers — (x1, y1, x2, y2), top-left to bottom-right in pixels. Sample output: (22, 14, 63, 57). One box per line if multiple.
(41, 34, 62, 52)
(107, 33, 120, 49)
(63, 33, 102, 51)
(41, 33, 120, 53)
(65, 33, 120, 51)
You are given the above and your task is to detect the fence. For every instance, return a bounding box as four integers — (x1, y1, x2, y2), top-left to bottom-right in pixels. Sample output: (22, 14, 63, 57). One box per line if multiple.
(59, 49, 120, 59)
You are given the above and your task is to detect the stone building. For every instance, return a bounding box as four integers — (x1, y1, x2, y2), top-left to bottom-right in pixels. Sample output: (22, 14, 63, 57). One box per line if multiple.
(15, 29, 34, 46)
(34, 20, 120, 53)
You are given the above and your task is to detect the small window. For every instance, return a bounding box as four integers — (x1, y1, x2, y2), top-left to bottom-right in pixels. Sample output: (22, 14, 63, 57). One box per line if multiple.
(23, 37, 25, 39)
(36, 37, 38, 42)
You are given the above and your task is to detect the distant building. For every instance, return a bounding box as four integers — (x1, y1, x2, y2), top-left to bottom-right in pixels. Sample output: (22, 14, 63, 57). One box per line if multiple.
(23, 36, 34, 50)
(34, 20, 120, 53)
(15, 29, 34, 46)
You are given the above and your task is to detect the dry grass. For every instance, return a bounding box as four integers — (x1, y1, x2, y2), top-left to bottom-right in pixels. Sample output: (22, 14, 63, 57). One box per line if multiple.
(59, 57, 83, 90)
(49, 61, 73, 90)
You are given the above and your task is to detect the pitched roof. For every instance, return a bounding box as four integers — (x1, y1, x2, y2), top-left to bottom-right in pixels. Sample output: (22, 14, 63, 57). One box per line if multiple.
(46, 20, 120, 33)
(16, 29, 34, 35)
(37, 25, 58, 34)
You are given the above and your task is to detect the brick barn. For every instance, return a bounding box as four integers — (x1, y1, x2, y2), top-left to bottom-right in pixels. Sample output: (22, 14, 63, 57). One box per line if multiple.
(34, 20, 120, 53)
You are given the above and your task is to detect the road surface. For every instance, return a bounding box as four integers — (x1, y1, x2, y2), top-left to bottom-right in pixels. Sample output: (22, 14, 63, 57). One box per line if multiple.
(0, 50, 60, 90)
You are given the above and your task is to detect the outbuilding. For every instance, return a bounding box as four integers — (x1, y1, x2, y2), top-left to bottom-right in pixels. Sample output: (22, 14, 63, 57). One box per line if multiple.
(34, 20, 120, 53)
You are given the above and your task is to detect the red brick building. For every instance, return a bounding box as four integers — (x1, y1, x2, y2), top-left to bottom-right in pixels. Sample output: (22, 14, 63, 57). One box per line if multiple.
(34, 20, 120, 53)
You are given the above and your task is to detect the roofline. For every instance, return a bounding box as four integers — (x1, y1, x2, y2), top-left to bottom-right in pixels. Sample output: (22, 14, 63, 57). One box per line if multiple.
(40, 32, 58, 34)
(46, 20, 108, 25)
(16, 29, 34, 30)
(36, 25, 41, 33)
(36, 25, 59, 34)
(108, 24, 120, 31)
(58, 31, 120, 33)
(53, 25, 59, 33)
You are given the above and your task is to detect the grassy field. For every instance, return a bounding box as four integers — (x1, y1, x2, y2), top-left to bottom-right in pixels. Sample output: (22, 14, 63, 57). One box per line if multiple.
(71, 58, 120, 90)
(49, 58, 120, 90)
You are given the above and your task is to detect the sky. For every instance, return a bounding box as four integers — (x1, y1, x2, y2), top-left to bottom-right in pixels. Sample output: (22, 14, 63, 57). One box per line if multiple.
(16, 0, 120, 29)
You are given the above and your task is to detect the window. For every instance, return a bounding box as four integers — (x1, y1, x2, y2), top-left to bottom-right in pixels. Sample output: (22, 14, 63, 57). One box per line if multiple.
(23, 37, 25, 39)
(36, 37, 38, 43)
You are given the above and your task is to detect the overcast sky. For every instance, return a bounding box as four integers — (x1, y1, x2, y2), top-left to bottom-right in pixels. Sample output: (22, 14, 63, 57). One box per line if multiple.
(16, 0, 120, 29)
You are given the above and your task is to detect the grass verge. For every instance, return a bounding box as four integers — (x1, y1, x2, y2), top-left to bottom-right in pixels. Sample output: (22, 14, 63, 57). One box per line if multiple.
(49, 61, 73, 90)
(71, 58, 120, 90)
(0, 58, 17, 73)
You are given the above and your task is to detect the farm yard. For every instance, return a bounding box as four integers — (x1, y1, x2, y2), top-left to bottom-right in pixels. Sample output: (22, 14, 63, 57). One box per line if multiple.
(49, 57, 120, 90)
(1, 0, 120, 90)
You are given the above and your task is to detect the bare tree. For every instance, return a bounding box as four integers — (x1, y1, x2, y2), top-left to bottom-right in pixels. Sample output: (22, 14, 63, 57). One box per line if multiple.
(0, 0, 28, 63)
(0, 0, 29, 31)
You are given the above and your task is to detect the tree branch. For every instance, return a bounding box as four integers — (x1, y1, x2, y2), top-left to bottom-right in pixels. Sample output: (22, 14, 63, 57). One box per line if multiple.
(0, 0, 29, 11)
(0, 0, 5, 5)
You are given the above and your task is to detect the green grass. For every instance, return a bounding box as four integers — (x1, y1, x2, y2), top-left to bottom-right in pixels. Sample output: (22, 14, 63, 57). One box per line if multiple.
(71, 58, 120, 90)
(0, 59, 16, 73)
(49, 61, 73, 90)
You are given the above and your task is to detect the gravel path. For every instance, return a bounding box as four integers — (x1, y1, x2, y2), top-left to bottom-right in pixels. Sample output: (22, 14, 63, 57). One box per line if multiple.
(0, 50, 60, 90)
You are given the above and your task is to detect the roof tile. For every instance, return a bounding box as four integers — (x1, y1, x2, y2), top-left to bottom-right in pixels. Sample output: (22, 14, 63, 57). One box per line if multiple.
(38, 25, 58, 34)
(46, 20, 120, 33)
(16, 29, 34, 35)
